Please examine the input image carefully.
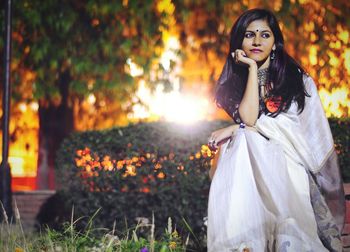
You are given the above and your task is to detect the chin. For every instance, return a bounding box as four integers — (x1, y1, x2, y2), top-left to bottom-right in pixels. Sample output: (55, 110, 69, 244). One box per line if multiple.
(251, 56, 269, 64)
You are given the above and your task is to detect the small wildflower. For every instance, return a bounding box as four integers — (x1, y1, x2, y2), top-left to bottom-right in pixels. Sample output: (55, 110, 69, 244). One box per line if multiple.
(85, 154, 92, 161)
(83, 147, 91, 154)
(125, 165, 137, 176)
(140, 187, 150, 193)
(172, 230, 178, 238)
(177, 165, 184, 171)
(154, 163, 162, 169)
(169, 241, 177, 249)
(116, 160, 124, 169)
(140, 247, 149, 252)
(157, 172, 165, 179)
(91, 18, 100, 26)
(76, 149, 83, 157)
(15, 248, 24, 252)
(75, 158, 83, 167)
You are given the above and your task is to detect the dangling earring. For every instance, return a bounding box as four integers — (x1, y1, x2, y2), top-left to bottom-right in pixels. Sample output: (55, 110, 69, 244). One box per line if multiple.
(270, 50, 276, 60)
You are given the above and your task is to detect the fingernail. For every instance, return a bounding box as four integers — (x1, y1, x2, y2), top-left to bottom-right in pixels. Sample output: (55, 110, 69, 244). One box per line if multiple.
(231, 52, 235, 58)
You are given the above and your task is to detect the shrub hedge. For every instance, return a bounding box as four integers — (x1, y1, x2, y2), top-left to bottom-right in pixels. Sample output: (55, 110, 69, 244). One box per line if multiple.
(54, 118, 349, 249)
(329, 118, 350, 181)
(55, 120, 231, 250)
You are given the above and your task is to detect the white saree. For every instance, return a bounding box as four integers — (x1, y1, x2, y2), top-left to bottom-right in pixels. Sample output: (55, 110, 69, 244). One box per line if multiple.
(207, 75, 345, 252)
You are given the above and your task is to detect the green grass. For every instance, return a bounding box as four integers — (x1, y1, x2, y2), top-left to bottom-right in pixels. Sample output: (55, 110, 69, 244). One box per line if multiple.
(0, 203, 191, 252)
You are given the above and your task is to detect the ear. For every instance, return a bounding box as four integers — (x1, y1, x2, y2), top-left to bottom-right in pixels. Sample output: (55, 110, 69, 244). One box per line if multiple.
(272, 44, 276, 50)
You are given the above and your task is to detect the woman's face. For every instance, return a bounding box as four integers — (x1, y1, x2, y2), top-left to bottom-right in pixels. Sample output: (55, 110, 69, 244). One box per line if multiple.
(241, 19, 276, 66)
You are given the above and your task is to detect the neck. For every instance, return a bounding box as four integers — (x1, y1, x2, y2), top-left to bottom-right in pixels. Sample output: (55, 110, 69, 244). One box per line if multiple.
(257, 56, 270, 70)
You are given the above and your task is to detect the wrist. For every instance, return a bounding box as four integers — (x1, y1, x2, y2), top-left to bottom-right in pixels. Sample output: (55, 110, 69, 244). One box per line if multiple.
(248, 63, 257, 71)
(231, 124, 239, 132)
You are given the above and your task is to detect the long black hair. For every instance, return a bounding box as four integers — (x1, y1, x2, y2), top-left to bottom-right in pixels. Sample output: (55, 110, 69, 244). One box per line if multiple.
(215, 8, 308, 117)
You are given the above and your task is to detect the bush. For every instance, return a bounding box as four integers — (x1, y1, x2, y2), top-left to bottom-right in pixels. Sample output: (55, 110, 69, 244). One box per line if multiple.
(329, 117, 350, 181)
(55, 120, 230, 250)
(53, 119, 349, 249)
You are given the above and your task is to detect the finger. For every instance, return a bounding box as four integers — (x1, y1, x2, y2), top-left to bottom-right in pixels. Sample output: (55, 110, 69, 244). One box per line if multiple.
(235, 52, 239, 63)
(208, 142, 217, 151)
(238, 50, 247, 57)
(237, 50, 246, 58)
(235, 50, 243, 62)
(235, 49, 243, 55)
(208, 135, 216, 145)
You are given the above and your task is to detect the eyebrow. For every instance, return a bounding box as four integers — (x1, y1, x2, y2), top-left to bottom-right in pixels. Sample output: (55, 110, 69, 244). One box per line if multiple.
(245, 30, 272, 33)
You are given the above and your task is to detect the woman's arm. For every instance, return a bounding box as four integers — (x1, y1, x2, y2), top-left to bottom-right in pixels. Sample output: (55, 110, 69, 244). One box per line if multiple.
(208, 124, 258, 180)
(232, 50, 259, 126)
(209, 124, 239, 150)
(238, 64, 259, 126)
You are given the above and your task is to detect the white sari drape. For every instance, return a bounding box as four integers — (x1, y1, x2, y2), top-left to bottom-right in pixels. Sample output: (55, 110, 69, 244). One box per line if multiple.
(207, 75, 344, 252)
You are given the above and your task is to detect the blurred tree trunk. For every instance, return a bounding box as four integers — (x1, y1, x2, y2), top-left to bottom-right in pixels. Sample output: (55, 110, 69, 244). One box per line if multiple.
(37, 70, 73, 190)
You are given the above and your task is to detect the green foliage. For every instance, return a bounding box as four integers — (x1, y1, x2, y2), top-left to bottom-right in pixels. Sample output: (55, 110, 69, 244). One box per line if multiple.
(0, 214, 188, 252)
(329, 118, 350, 182)
(8, 0, 168, 101)
(54, 119, 349, 250)
(55, 120, 230, 250)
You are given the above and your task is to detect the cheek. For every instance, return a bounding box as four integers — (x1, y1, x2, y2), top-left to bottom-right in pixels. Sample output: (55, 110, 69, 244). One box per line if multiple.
(265, 39, 275, 49)
(241, 40, 250, 52)
(241, 39, 249, 48)
(261, 41, 274, 53)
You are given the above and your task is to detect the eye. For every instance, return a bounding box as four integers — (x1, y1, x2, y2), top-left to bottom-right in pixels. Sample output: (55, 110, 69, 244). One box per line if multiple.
(262, 33, 271, 38)
(244, 32, 254, 38)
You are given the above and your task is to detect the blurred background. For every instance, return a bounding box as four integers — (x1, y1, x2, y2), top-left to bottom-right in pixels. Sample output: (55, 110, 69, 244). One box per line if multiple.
(0, 0, 349, 192)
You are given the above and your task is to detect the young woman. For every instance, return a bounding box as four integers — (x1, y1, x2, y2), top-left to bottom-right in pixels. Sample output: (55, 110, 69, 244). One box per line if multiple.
(207, 8, 345, 251)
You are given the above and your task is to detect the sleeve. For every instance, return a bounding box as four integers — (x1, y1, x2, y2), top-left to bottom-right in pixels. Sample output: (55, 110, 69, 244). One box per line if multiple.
(222, 100, 242, 124)
(231, 104, 243, 124)
(225, 99, 265, 124)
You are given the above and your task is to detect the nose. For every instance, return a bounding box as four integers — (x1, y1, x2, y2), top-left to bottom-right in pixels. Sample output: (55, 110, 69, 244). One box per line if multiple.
(252, 35, 261, 46)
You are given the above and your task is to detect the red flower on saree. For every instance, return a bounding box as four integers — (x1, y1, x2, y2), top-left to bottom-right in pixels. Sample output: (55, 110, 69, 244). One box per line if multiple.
(265, 96, 282, 113)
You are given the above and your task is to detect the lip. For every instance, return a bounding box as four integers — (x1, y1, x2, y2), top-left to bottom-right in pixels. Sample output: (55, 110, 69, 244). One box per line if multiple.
(250, 49, 263, 53)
